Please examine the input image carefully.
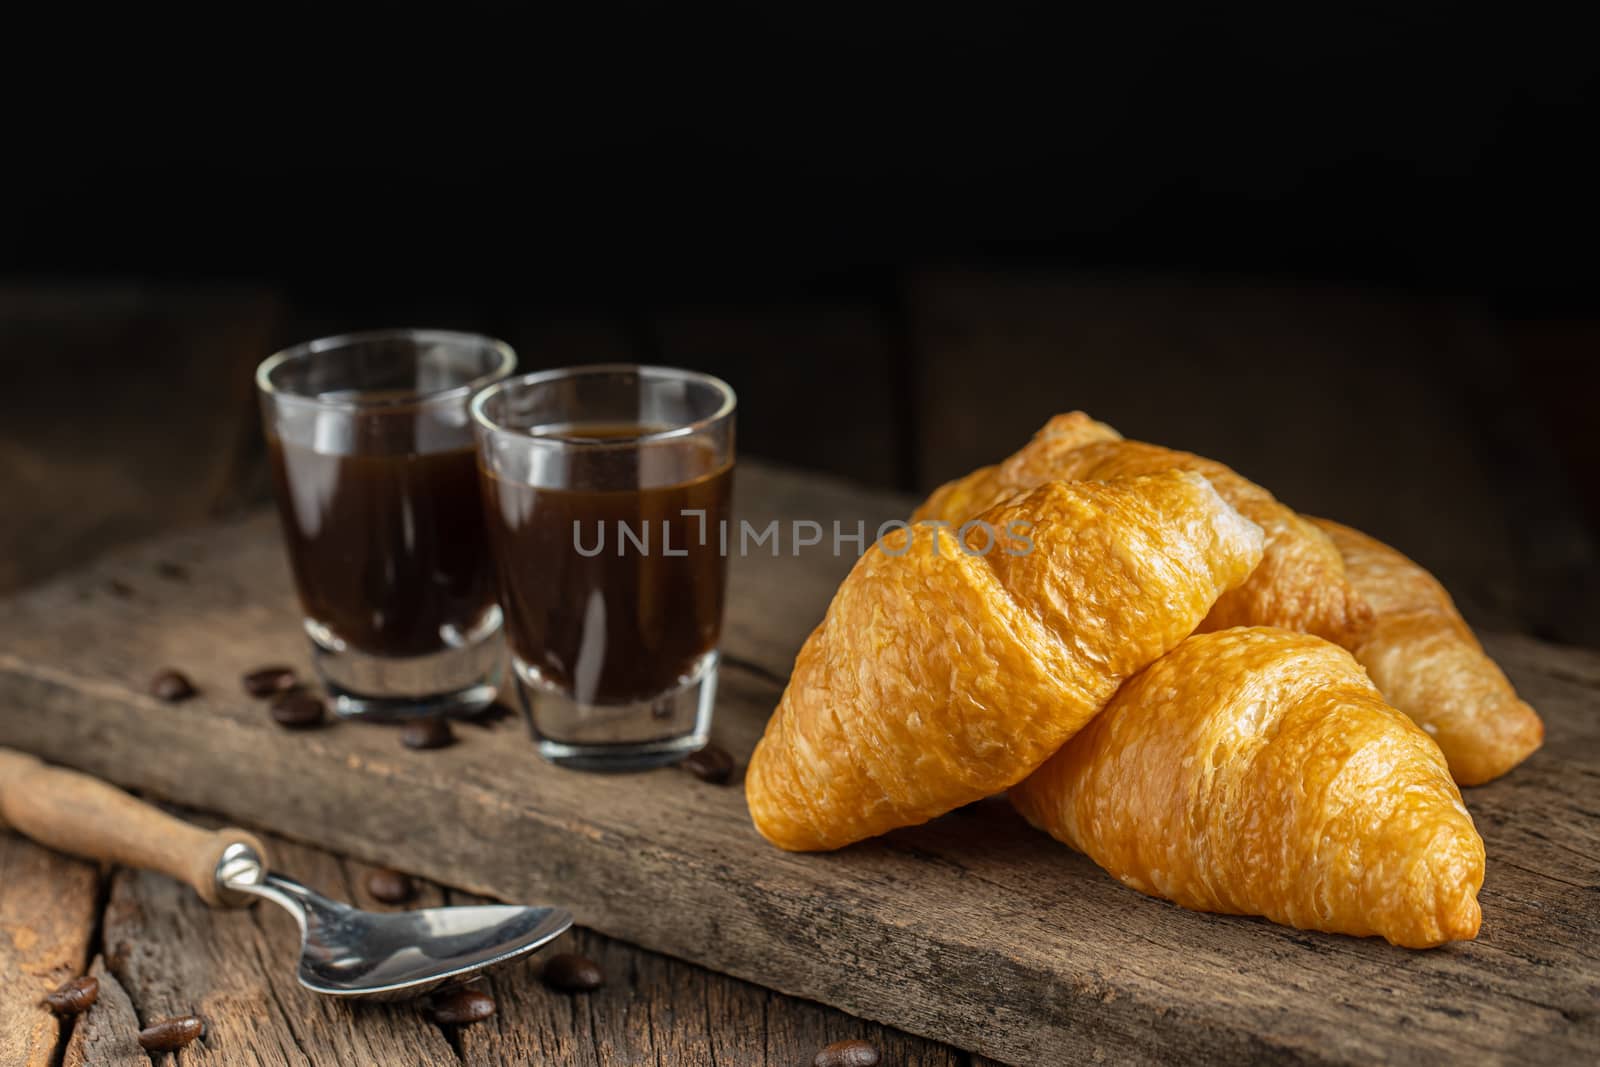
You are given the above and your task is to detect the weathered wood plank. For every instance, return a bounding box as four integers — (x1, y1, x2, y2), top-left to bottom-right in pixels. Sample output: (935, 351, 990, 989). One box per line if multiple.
(244, 837, 462, 1065)
(60, 828, 968, 1066)
(100, 833, 460, 1066)
(0, 463, 1596, 1065)
(449, 898, 964, 1067)
(50, 831, 966, 1062)
(0, 831, 100, 1067)
(62, 956, 147, 1067)
(745, 977, 968, 1067)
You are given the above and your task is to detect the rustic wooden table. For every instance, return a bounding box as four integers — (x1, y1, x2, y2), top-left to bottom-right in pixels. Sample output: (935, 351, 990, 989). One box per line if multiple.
(1, 828, 974, 1065)
(2, 464, 1596, 1066)
(0, 463, 981, 1067)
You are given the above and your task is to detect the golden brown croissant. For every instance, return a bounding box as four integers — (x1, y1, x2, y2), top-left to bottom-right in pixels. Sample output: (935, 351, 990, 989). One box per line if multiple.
(746, 471, 1265, 851)
(1011, 627, 1485, 948)
(915, 413, 1372, 647)
(1309, 518, 1543, 785)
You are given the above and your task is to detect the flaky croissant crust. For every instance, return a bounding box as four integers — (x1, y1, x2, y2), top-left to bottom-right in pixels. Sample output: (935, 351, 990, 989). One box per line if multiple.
(1311, 518, 1543, 785)
(746, 470, 1264, 852)
(1012, 628, 1485, 948)
(916, 413, 1372, 647)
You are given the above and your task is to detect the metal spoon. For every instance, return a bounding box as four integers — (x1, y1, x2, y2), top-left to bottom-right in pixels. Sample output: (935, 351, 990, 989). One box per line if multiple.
(0, 748, 572, 999)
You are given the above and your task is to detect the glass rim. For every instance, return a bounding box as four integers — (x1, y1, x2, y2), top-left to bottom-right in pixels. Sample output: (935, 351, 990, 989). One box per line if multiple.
(255, 328, 518, 413)
(469, 363, 737, 448)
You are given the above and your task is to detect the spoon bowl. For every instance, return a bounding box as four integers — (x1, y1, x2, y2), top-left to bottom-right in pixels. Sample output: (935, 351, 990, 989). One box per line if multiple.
(224, 848, 573, 999)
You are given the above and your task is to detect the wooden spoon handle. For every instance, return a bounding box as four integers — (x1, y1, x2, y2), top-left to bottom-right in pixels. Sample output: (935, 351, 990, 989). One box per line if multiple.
(0, 748, 267, 906)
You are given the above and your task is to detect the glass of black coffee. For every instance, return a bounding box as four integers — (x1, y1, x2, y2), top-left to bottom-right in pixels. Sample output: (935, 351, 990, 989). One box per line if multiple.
(256, 330, 516, 720)
(471, 366, 736, 771)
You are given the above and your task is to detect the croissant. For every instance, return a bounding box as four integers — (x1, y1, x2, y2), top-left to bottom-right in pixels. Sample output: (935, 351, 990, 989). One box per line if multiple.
(1011, 628, 1485, 948)
(1309, 518, 1543, 785)
(746, 471, 1265, 851)
(915, 413, 1371, 647)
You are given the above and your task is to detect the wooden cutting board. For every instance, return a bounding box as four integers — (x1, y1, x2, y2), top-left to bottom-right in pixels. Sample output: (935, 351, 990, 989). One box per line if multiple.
(0, 461, 1595, 1065)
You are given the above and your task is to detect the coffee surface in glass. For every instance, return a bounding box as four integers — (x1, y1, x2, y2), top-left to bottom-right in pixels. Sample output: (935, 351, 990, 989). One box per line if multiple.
(268, 436, 497, 658)
(481, 424, 733, 704)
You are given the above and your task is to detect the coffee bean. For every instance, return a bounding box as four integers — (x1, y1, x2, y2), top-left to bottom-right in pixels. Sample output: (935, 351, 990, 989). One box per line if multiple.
(541, 952, 604, 993)
(269, 688, 326, 729)
(678, 743, 735, 785)
(148, 669, 196, 702)
(41, 975, 98, 1015)
(401, 717, 455, 750)
(814, 1038, 881, 1067)
(138, 1014, 205, 1052)
(425, 986, 496, 1025)
(106, 578, 134, 598)
(155, 561, 189, 581)
(366, 867, 416, 904)
(242, 665, 298, 697)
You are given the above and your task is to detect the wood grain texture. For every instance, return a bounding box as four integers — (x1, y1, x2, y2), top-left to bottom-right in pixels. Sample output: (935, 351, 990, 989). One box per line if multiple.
(46, 827, 962, 1066)
(108, 833, 467, 1065)
(0, 832, 100, 1067)
(61, 956, 147, 1067)
(448, 892, 964, 1067)
(99, 832, 461, 1066)
(0, 462, 1596, 1065)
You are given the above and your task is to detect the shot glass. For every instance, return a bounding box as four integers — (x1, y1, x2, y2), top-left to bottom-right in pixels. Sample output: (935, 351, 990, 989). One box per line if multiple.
(471, 365, 736, 770)
(257, 329, 516, 719)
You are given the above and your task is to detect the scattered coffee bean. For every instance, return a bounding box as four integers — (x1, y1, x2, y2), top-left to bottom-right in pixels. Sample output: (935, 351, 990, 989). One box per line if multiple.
(242, 665, 298, 697)
(541, 952, 604, 993)
(425, 986, 496, 1025)
(41, 975, 98, 1015)
(401, 717, 455, 750)
(269, 688, 326, 729)
(366, 867, 416, 904)
(148, 669, 197, 703)
(679, 743, 735, 785)
(138, 1014, 205, 1052)
(155, 561, 189, 581)
(814, 1038, 881, 1067)
(106, 578, 134, 598)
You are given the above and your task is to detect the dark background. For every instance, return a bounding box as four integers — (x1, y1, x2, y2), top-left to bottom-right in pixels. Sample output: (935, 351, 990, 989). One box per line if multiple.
(3, 15, 1597, 643)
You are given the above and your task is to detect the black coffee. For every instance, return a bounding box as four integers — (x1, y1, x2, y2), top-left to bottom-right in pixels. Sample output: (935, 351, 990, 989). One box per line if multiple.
(480, 426, 732, 705)
(268, 436, 497, 658)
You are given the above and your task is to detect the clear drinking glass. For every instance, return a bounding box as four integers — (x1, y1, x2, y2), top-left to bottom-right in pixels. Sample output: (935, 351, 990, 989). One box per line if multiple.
(471, 365, 736, 770)
(256, 329, 516, 719)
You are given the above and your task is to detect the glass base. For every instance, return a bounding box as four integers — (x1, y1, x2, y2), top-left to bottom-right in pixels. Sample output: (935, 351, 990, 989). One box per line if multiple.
(306, 611, 503, 722)
(516, 650, 718, 772)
